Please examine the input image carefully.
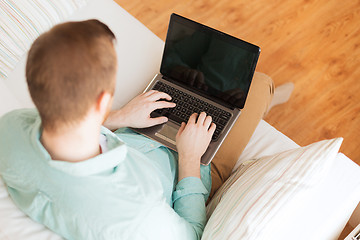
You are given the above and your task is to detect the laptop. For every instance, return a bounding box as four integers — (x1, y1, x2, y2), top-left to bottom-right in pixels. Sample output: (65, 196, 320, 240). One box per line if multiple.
(132, 13, 260, 165)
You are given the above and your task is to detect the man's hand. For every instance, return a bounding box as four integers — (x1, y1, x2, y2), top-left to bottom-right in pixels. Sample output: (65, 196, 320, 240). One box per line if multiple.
(176, 112, 216, 181)
(103, 90, 176, 130)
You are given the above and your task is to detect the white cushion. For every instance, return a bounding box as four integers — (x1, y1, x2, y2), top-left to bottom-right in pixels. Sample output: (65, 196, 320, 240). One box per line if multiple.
(0, 80, 22, 114)
(0, 0, 88, 80)
(203, 138, 343, 240)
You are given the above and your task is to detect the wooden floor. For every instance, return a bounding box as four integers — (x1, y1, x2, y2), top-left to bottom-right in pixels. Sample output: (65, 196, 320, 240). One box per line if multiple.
(114, 0, 360, 165)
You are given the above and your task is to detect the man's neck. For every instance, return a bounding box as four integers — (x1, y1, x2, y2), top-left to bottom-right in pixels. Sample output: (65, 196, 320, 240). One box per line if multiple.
(41, 120, 102, 162)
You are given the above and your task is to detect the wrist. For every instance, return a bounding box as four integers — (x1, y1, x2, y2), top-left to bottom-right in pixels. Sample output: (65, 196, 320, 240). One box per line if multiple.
(178, 155, 201, 181)
(103, 110, 128, 130)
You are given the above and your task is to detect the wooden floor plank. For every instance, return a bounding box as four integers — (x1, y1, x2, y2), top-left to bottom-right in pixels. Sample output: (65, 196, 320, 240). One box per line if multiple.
(114, 0, 360, 164)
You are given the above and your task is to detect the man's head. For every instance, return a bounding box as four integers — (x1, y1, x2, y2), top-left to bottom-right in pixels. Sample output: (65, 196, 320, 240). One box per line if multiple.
(26, 19, 117, 132)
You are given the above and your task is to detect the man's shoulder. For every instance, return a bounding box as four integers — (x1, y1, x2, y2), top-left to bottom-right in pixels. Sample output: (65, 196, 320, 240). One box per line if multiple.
(0, 109, 41, 186)
(0, 108, 39, 130)
(0, 108, 40, 159)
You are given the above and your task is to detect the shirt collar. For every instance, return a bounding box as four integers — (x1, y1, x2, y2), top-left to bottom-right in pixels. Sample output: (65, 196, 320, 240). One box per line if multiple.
(33, 122, 127, 177)
(48, 143, 127, 177)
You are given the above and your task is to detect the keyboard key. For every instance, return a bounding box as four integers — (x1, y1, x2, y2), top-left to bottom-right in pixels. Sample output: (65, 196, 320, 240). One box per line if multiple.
(220, 114, 231, 120)
(217, 124, 224, 131)
(218, 118, 227, 126)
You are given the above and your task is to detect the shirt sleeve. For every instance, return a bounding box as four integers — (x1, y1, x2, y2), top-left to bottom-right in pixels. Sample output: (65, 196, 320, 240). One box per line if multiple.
(172, 177, 209, 239)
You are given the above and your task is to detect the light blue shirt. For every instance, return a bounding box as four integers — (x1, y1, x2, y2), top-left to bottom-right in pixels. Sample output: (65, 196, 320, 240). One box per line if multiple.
(0, 109, 211, 240)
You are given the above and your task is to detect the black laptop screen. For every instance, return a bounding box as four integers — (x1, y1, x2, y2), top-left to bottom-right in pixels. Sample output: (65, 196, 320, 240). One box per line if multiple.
(160, 14, 260, 109)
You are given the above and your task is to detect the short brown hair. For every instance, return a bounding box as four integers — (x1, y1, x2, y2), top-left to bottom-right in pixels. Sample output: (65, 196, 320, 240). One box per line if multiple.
(26, 19, 117, 131)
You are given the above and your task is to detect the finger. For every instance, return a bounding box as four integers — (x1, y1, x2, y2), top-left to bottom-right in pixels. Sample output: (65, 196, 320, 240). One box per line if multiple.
(148, 91, 172, 101)
(204, 115, 212, 128)
(148, 116, 168, 126)
(154, 101, 176, 110)
(208, 123, 216, 135)
(188, 113, 198, 124)
(144, 89, 158, 96)
(177, 122, 186, 137)
(197, 112, 206, 124)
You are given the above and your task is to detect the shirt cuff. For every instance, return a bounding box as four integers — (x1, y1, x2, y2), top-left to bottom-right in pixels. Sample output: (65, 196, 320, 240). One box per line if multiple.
(172, 177, 209, 203)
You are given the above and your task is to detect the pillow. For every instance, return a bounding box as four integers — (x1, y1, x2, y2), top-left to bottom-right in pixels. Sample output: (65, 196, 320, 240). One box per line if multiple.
(203, 138, 343, 240)
(0, 0, 88, 80)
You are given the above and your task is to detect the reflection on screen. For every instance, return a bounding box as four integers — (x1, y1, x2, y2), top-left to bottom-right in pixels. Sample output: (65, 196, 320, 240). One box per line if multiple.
(161, 20, 258, 109)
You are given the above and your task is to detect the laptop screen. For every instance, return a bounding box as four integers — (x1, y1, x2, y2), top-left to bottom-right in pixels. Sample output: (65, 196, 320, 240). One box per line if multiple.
(160, 14, 260, 109)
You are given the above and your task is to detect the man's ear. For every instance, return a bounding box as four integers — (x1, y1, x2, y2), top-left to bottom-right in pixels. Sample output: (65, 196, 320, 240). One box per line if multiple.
(96, 91, 113, 116)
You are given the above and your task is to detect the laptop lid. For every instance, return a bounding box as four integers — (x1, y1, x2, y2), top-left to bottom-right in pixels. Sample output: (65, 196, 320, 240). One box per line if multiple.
(160, 13, 260, 110)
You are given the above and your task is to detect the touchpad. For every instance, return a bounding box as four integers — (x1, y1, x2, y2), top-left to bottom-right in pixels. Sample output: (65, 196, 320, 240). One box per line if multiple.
(155, 124, 179, 145)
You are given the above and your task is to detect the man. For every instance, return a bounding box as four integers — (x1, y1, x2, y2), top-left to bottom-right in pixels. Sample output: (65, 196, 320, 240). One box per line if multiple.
(0, 20, 283, 239)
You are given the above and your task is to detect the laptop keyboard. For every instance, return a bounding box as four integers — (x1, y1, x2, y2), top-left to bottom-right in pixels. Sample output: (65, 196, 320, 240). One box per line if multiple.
(150, 81, 232, 141)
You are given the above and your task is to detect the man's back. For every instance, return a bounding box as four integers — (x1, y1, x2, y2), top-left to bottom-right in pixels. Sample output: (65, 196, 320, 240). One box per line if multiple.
(0, 109, 210, 239)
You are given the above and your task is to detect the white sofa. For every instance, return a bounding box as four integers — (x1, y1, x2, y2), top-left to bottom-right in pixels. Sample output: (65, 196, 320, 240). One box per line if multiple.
(0, 0, 359, 239)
